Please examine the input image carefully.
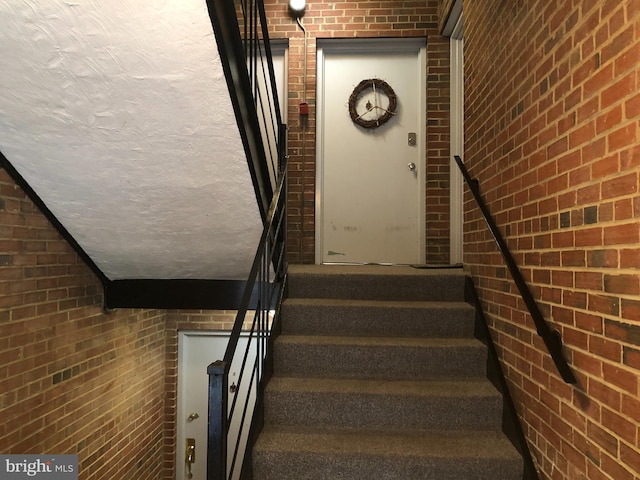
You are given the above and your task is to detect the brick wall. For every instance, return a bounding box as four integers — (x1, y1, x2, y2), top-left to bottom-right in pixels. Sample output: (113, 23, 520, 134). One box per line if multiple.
(264, 0, 451, 264)
(463, 1, 639, 478)
(0, 168, 165, 479)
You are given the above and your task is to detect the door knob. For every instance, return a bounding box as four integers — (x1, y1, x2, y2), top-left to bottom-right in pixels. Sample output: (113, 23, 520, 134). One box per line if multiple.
(408, 162, 416, 171)
(187, 412, 199, 422)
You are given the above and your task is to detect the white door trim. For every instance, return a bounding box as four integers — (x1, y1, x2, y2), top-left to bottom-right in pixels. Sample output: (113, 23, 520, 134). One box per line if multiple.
(449, 8, 464, 264)
(177, 331, 230, 480)
(177, 331, 256, 480)
(315, 38, 427, 264)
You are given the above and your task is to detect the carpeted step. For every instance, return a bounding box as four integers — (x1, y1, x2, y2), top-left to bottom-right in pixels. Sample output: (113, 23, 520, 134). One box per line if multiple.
(264, 376, 503, 432)
(273, 335, 487, 379)
(287, 264, 466, 302)
(281, 298, 475, 338)
(253, 426, 523, 480)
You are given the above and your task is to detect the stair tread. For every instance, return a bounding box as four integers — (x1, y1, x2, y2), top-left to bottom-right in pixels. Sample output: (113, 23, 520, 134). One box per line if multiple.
(281, 298, 476, 338)
(287, 264, 467, 302)
(288, 264, 466, 278)
(255, 425, 521, 460)
(266, 376, 501, 398)
(275, 334, 484, 347)
(284, 297, 473, 309)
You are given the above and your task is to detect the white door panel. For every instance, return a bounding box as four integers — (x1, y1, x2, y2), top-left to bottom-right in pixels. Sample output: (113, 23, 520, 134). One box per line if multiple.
(317, 39, 426, 264)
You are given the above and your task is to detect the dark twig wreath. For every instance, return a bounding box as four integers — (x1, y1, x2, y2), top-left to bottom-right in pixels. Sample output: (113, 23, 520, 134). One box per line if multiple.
(348, 78, 398, 129)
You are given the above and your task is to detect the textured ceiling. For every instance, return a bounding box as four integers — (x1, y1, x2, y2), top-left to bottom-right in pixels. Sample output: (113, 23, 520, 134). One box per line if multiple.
(0, 0, 262, 280)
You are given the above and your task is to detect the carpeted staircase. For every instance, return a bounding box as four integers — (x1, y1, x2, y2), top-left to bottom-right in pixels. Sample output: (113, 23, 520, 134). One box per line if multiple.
(253, 264, 524, 479)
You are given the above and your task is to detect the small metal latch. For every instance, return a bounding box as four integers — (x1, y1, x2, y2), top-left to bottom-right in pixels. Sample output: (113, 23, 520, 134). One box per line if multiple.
(408, 132, 417, 146)
(187, 412, 199, 422)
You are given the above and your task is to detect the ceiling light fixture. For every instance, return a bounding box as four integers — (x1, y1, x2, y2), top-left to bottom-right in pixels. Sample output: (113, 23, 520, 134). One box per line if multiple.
(289, 0, 306, 16)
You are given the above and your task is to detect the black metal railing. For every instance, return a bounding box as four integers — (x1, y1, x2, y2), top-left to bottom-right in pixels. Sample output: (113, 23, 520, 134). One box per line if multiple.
(207, 162, 287, 480)
(204, 1, 287, 477)
(238, 0, 283, 191)
(453, 155, 576, 384)
(205, 0, 284, 220)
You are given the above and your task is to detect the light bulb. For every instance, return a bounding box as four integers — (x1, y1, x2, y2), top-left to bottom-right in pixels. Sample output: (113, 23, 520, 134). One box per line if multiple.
(289, 0, 305, 13)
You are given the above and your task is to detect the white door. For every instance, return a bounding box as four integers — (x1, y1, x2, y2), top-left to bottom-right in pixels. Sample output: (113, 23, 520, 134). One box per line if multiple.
(316, 38, 426, 265)
(177, 332, 256, 480)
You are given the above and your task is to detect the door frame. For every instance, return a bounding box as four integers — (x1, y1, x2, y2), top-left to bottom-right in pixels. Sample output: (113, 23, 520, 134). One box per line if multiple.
(177, 331, 230, 480)
(176, 330, 257, 480)
(444, 0, 464, 264)
(315, 38, 427, 264)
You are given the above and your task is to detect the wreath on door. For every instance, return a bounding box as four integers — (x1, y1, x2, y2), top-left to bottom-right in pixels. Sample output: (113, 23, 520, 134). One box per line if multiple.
(348, 78, 398, 129)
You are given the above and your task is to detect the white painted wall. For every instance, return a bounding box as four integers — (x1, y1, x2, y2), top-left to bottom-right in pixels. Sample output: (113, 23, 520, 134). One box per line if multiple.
(0, 0, 262, 280)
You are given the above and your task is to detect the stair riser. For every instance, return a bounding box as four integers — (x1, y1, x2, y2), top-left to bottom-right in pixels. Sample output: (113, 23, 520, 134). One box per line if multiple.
(287, 273, 466, 302)
(273, 343, 487, 379)
(264, 391, 502, 431)
(281, 303, 475, 338)
(253, 451, 522, 480)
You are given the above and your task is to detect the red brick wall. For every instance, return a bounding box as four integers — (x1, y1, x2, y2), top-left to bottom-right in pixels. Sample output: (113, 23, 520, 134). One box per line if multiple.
(0, 168, 165, 479)
(463, 1, 640, 478)
(264, 0, 451, 264)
